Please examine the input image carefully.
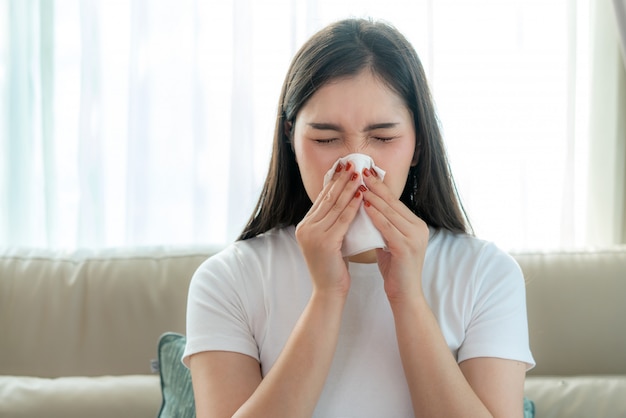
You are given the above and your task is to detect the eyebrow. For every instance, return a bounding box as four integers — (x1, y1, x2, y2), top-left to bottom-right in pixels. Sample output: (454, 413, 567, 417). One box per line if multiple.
(307, 122, 399, 132)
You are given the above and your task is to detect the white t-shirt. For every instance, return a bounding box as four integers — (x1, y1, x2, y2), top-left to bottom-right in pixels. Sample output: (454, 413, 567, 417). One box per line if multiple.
(184, 226, 535, 417)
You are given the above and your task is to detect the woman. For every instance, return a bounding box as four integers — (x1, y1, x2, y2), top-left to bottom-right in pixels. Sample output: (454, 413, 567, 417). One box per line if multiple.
(184, 18, 534, 417)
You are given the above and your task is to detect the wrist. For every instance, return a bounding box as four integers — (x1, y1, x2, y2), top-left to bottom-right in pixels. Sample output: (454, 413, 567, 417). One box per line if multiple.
(305, 289, 348, 332)
(311, 286, 349, 305)
(387, 291, 428, 315)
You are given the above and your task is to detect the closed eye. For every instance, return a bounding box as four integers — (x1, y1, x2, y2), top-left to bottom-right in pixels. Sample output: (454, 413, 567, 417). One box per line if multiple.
(373, 136, 396, 142)
(314, 138, 338, 144)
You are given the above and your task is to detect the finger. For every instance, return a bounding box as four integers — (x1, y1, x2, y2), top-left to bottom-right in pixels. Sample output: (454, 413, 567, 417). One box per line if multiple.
(361, 171, 414, 236)
(362, 192, 410, 243)
(296, 173, 364, 256)
(362, 168, 417, 223)
(327, 181, 365, 235)
(364, 198, 429, 263)
(306, 162, 346, 215)
(308, 166, 361, 228)
(315, 171, 363, 233)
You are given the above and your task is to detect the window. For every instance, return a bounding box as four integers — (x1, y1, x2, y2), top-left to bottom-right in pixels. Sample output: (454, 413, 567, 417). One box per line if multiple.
(1, 0, 624, 250)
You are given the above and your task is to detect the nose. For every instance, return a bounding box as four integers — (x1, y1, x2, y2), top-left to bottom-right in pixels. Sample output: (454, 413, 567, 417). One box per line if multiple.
(343, 136, 371, 156)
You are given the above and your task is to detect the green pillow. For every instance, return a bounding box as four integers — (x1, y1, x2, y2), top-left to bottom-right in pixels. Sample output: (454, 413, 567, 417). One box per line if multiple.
(524, 396, 535, 418)
(156, 332, 535, 418)
(157, 332, 196, 418)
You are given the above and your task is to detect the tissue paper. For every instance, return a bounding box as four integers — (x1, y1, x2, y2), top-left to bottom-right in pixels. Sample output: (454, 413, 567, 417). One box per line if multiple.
(323, 153, 387, 257)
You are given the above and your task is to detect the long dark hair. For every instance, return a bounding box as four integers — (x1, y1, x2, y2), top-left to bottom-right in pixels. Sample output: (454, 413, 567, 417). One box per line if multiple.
(239, 18, 471, 240)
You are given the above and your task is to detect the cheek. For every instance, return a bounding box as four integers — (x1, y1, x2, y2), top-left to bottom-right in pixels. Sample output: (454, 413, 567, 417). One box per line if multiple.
(294, 150, 327, 201)
(299, 166, 324, 201)
(388, 171, 410, 198)
(294, 142, 346, 198)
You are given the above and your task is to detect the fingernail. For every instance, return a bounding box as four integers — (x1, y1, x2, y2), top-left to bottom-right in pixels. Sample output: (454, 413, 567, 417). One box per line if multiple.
(371, 168, 378, 178)
(364, 200, 371, 207)
(363, 168, 370, 177)
(354, 190, 361, 198)
(345, 162, 353, 171)
(350, 173, 358, 181)
(335, 163, 343, 173)
(358, 185, 367, 192)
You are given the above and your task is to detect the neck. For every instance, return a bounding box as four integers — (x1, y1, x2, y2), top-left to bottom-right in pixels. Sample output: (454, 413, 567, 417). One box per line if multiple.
(347, 249, 378, 264)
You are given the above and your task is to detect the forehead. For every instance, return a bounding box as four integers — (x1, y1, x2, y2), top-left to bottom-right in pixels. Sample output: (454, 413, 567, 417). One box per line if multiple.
(297, 71, 410, 122)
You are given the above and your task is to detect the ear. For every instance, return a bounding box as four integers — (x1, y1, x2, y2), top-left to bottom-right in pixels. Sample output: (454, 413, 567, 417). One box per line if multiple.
(284, 120, 293, 138)
(411, 139, 420, 167)
(284, 121, 295, 151)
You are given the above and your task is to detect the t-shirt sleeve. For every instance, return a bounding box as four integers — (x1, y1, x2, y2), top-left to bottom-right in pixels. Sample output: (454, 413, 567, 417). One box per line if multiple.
(182, 247, 260, 367)
(457, 243, 535, 369)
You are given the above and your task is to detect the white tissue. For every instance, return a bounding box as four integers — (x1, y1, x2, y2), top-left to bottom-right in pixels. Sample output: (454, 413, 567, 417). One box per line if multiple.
(323, 153, 388, 257)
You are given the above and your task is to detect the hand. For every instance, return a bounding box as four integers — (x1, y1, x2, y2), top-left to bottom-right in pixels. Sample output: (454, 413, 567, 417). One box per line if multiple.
(295, 162, 364, 296)
(361, 168, 430, 303)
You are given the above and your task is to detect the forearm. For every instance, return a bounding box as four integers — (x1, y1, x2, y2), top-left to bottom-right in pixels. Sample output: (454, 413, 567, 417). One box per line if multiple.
(233, 290, 346, 418)
(391, 297, 492, 418)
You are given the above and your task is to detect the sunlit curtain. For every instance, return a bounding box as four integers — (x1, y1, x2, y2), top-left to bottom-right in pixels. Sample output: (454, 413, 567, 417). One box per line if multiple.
(0, 0, 624, 250)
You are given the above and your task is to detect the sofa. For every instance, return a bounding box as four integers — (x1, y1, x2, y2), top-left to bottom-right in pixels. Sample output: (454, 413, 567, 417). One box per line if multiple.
(0, 245, 625, 418)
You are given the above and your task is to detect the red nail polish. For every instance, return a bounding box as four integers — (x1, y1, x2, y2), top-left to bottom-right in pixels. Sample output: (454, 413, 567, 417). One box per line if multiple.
(350, 173, 358, 181)
(335, 163, 343, 173)
(345, 162, 353, 171)
(359, 185, 367, 192)
(363, 168, 370, 177)
(354, 190, 361, 198)
(364, 200, 371, 207)
(371, 168, 378, 178)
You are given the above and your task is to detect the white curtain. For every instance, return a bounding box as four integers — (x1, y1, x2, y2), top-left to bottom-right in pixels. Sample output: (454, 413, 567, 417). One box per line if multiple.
(616, 0, 626, 67)
(0, 0, 624, 250)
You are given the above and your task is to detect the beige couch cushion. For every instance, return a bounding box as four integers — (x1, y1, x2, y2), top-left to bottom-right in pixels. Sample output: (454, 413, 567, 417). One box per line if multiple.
(0, 247, 214, 377)
(0, 375, 160, 418)
(515, 247, 626, 376)
(525, 376, 626, 418)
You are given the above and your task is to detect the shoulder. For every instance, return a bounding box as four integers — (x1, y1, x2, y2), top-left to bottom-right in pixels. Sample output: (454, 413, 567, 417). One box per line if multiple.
(429, 228, 519, 266)
(426, 228, 523, 286)
(203, 226, 297, 263)
(432, 231, 535, 367)
(187, 227, 302, 323)
(192, 226, 302, 284)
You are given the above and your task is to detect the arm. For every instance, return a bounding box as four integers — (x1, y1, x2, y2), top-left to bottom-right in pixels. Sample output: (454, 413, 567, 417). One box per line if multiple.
(189, 163, 362, 418)
(189, 291, 347, 418)
(390, 296, 526, 417)
(189, 351, 261, 418)
(362, 170, 526, 417)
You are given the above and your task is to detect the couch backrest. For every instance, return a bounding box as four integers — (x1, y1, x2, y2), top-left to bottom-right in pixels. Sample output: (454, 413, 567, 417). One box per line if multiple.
(515, 247, 626, 376)
(2, 245, 625, 379)
(0, 247, 217, 378)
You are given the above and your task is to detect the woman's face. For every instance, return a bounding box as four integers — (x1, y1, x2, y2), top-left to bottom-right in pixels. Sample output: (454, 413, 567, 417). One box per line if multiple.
(292, 70, 417, 202)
